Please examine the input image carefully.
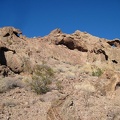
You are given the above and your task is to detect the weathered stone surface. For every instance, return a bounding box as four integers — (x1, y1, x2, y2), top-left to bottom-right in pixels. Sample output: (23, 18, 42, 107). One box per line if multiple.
(5, 52, 24, 73)
(0, 26, 120, 120)
(107, 39, 120, 47)
(0, 26, 22, 37)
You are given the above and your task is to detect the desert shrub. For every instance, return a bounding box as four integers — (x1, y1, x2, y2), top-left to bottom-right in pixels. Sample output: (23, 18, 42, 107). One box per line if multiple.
(30, 64, 54, 94)
(0, 78, 24, 93)
(3, 100, 18, 107)
(92, 68, 103, 77)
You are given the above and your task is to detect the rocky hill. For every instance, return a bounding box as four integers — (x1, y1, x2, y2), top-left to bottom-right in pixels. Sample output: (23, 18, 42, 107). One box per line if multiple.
(0, 26, 120, 120)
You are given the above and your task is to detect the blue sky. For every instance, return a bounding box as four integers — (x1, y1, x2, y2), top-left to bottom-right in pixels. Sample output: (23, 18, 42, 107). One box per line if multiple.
(0, 0, 120, 39)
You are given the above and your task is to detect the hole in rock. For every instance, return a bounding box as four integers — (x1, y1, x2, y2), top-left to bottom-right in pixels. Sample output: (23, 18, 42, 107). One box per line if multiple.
(112, 60, 118, 64)
(115, 82, 120, 90)
(3, 33, 10, 37)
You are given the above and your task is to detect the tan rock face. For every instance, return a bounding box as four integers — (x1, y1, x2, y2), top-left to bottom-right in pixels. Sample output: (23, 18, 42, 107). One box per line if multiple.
(107, 39, 120, 47)
(5, 52, 24, 73)
(0, 26, 22, 37)
(0, 26, 120, 120)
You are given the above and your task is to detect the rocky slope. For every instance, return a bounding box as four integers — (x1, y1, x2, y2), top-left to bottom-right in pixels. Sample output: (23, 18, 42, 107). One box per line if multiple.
(0, 26, 120, 120)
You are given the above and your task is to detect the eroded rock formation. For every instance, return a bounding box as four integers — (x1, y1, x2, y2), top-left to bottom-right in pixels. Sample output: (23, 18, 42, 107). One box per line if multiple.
(0, 26, 120, 120)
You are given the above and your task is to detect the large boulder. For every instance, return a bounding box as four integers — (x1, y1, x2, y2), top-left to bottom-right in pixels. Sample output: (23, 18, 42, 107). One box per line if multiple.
(5, 51, 24, 73)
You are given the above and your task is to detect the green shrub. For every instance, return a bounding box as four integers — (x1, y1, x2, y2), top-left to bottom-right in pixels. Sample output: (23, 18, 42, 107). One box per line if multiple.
(92, 68, 103, 77)
(30, 64, 54, 94)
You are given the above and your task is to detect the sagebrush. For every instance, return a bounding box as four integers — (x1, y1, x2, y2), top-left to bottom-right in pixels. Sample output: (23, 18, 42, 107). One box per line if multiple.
(30, 64, 54, 94)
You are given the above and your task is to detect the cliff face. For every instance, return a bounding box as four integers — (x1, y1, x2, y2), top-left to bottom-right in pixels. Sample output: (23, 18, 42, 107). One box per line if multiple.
(0, 27, 120, 120)
(0, 27, 120, 75)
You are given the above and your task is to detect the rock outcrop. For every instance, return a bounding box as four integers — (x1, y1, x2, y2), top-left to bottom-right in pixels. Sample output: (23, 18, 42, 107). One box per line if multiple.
(0, 26, 120, 120)
(107, 39, 120, 47)
(0, 26, 22, 38)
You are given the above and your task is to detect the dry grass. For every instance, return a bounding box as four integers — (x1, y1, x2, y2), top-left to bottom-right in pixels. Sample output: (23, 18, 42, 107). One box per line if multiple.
(0, 77, 24, 93)
(92, 68, 103, 77)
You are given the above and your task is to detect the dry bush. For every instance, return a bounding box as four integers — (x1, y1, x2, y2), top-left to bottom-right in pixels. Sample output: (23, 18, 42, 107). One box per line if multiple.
(0, 78, 24, 93)
(29, 64, 54, 94)
(92, 68, 103, 77)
